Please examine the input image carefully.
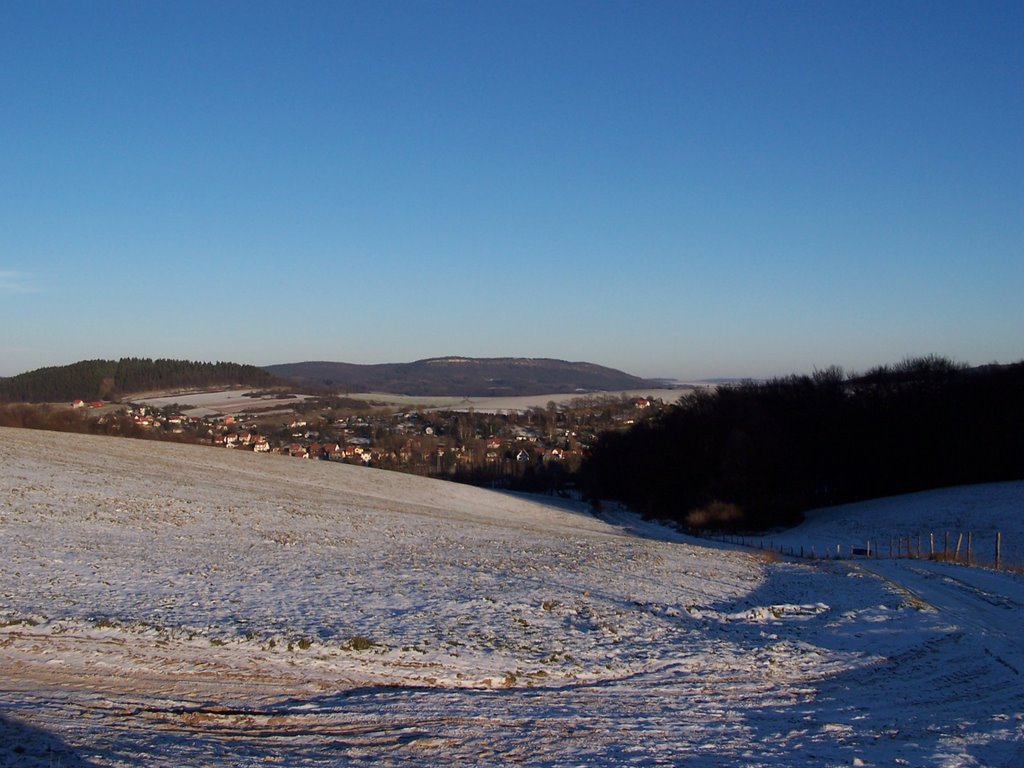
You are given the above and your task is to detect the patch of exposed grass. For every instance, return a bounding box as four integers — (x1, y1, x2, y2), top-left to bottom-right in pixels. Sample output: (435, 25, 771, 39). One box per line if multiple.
(752, 549, 781, 564)
(344, 635, 375, 651)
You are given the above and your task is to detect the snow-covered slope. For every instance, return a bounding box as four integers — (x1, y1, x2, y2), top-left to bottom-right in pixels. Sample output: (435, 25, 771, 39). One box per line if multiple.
(1, 427, 1022, 766)
(771, 482, 1024, 567)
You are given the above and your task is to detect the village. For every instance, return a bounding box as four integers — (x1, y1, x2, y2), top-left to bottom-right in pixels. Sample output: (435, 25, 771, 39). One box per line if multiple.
(111, 393, 675, 491)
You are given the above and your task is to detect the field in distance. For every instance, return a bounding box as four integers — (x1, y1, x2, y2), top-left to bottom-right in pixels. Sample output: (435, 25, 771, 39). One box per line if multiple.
(339, 387, 695, 412)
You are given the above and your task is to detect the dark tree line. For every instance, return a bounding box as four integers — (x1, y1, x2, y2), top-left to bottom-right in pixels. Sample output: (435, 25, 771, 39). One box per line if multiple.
(0, 358, 279, 403)
(447, 457, 578, 495)
(580, 357, 1024, 531)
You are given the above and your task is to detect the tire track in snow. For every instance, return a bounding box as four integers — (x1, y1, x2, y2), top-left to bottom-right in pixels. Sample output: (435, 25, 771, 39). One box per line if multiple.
(858, 559, 1023, 675)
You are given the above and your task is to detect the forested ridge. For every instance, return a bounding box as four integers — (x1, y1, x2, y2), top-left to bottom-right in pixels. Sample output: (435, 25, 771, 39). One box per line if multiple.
(265, 357, 655, 396)
(0, 358, 279, 403)
(580, 356, 1024, 531)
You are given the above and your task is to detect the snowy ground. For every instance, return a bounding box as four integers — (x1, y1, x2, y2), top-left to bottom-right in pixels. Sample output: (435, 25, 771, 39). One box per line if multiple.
(132, 387, 689, 416)
(760, 483, 1024, 568)
(1, 427, 1022, 766)
(345, 388, 691, 412)
(132, 389, 314, 417)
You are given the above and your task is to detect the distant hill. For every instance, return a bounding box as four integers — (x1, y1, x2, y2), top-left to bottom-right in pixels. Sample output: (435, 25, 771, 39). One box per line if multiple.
(264, 357, 657, 396)
(0, 358, 281, 403)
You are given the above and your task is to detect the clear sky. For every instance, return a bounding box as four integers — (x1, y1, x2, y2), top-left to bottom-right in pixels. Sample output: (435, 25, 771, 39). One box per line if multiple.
(1, 1, 1021, 380)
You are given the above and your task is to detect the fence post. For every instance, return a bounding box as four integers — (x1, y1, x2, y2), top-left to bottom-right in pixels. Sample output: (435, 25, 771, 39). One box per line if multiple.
(930, 532, 935, 558)
(955, 532, 963, 562)
(995, 531, 1001, 570)
(944, 530, 949, 559)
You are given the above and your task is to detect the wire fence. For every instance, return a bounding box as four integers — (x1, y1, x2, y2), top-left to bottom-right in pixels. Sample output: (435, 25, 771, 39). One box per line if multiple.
(706, 530, 1021, 572)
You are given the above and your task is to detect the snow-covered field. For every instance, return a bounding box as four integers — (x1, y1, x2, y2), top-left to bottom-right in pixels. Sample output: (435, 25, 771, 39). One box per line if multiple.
(1, 427, 1022, 766)
(761, 483, 1024, 568)
(346, 388, 692, 412)
(132, 387, 689, 416)
(133, 390, 314, 417)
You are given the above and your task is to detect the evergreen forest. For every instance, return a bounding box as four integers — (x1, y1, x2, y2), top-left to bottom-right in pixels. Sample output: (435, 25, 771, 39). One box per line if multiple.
(0, 358, 279, 403)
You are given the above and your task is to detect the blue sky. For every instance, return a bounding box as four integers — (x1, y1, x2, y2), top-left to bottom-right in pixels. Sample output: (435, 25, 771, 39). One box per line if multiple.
(1, 1, 1021, 380)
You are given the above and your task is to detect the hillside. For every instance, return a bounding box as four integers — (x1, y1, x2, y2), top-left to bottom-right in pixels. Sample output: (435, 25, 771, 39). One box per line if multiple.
(264, 356, 655, 396)
(769, 481, 1024, 566)
(0, 358, 281, 403)
(2, 428, 1022, 766)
